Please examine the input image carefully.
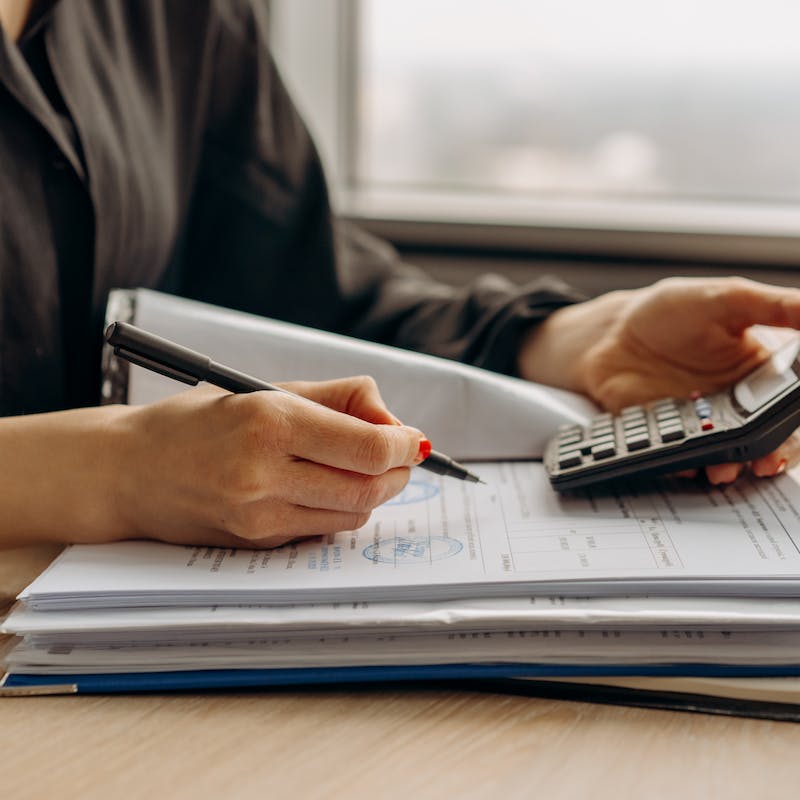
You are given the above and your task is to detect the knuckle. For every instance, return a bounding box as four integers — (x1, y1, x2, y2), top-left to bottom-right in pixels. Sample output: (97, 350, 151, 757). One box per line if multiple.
(349, 476, 389, 512)
(224, 502, 266, 540)
(248, 534, 296, 549)
(354, 374, 379, 392)
(652, 276, 686, 296)
(220, 461, 263, 502)
(314, 510, 371, 535)
(771, 295, 791, 327)
(717, 276, 752, 303)
(238, 393, 296, 454)
(353, 427, 394, 474)
(270, 405, 298, 453)
(233, 503, 305, 544)
(347, 511, 372, 531)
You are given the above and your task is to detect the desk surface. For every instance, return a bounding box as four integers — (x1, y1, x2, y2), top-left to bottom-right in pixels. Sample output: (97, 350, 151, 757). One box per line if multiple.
(3, 545, 800, 800)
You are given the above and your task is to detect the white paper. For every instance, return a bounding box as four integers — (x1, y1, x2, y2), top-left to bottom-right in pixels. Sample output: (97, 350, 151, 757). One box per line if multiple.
(8, 628, 800, 674)
(19, 463, 800, 609)
(10, 594, 800, 647)
(124, 288, 596, 460)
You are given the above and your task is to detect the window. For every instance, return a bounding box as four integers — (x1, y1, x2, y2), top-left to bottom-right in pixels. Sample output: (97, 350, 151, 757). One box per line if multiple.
(271, 0, 800, 262)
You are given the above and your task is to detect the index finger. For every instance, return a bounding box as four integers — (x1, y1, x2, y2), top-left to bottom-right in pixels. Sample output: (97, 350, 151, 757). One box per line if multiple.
(274, 393, 424, 475)
(711, 279, 800, 333)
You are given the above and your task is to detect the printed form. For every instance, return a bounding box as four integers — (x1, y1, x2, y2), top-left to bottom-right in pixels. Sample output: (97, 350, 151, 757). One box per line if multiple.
(20, 463, 800, 608)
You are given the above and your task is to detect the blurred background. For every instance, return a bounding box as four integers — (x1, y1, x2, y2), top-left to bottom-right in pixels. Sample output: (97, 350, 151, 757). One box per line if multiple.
(270, 0, 800, 294)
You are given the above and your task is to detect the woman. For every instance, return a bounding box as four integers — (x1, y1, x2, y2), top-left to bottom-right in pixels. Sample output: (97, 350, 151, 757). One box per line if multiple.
(0, 0, 797, 549)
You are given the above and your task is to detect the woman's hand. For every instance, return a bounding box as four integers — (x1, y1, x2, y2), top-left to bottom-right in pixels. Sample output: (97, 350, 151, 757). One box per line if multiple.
(0, 376, 426, 549)
(518, 276, 800, 483)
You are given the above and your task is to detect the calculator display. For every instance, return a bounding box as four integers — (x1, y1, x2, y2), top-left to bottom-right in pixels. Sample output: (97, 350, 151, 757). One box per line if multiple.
(732, 339, 800, 417)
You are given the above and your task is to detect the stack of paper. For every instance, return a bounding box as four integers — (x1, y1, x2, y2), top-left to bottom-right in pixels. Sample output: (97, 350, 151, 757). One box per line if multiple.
(7, 462, 800, 698)
(6, 289, 800, 718)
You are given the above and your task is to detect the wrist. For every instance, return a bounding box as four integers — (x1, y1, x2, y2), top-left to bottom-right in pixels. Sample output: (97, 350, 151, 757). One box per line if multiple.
(517, 289, 635, 397)
(77, 404, 142, 542)
(0, 405, 135, 546)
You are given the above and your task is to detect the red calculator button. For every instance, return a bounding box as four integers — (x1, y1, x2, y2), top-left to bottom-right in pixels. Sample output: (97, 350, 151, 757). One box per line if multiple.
(701, 420, 714, 431)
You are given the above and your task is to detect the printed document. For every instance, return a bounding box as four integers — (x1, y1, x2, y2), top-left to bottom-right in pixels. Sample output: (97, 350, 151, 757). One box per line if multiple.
(20, 462, 800, 609)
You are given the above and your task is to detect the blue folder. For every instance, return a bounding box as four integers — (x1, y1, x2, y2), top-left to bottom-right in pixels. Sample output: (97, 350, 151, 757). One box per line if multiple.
(6, 662, 800, 694)
(8, 664, 800, 721)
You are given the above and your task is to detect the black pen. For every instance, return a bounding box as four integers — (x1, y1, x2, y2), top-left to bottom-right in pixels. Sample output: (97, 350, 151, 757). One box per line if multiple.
(104, 321, 483, 484)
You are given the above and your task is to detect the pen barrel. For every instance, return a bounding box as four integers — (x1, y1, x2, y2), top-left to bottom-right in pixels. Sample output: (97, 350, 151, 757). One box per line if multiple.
(105, 322, 211, 384)
(207, 362, 280, 394)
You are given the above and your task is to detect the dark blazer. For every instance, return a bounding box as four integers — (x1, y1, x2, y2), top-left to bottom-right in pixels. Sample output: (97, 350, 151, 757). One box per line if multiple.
(0, 0, 583, 415)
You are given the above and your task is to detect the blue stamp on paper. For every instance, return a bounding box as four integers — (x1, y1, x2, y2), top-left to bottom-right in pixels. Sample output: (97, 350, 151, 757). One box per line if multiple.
(383, 480, 440, 506)
(363, 535, 463, 565)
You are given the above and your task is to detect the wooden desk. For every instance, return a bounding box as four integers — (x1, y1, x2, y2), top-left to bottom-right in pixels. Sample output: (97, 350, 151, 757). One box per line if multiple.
(3, 546, 800, 800)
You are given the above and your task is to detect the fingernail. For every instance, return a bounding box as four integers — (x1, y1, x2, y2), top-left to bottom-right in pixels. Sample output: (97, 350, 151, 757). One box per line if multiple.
(774, 459, 788, 476)
(416, 438, 432, 463)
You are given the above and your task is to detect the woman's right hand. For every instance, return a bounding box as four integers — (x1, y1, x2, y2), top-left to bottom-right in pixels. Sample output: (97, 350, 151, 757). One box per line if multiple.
(0, 376, 427, 549)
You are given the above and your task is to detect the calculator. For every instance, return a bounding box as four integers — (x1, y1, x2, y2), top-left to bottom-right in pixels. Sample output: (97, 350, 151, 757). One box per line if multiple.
(545, 337, 800, 490)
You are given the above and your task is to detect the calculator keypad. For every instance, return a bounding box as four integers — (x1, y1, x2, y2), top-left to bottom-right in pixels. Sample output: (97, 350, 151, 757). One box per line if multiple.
(553, 394, 720, 473)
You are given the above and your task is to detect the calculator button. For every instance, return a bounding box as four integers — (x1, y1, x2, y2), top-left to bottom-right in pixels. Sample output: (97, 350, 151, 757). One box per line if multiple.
(622, 414, 647, 429)
(657, 408, 679, 417)
(591, 417, 613, 427)
(623, 411, 646, 422)
(622, 425, 646, 437)
(621, 405, 645, 417)
(558, 451, 583, 469)
(623, 424, 649, 437)
(652, 399, 676, 409)
(625, 434, 651, 451)
(591, 426, 614, 439)
(694, 403, 713, 419)
(558, 431, 583, 445)
(558, 441, 582, 452)
(659, 425, 685, 443)
(558, 424, 581, 435)
(591, 442, 617, 459)
(701, 420, 714, 431)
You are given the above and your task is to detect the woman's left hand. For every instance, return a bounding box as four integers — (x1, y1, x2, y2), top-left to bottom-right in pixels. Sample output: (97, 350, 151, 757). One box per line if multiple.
(518, 276, 800, 483)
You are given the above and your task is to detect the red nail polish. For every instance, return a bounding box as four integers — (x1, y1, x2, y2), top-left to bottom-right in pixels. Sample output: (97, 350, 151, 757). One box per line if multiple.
(417, 438, 432, 462)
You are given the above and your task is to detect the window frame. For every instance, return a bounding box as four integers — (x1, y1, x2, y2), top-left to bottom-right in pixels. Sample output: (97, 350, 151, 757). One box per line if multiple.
(270, 0, 800, 266)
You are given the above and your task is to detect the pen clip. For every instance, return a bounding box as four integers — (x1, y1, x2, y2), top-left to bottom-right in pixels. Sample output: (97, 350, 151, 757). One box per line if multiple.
(113, 347, 200, 386)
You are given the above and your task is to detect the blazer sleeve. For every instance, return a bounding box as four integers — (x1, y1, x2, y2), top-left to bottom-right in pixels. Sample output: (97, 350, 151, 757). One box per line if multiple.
(179, 0, 587, 377)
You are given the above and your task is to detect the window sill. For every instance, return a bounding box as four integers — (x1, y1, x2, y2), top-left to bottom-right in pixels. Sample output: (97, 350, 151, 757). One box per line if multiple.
(339, 187, 800, 266)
